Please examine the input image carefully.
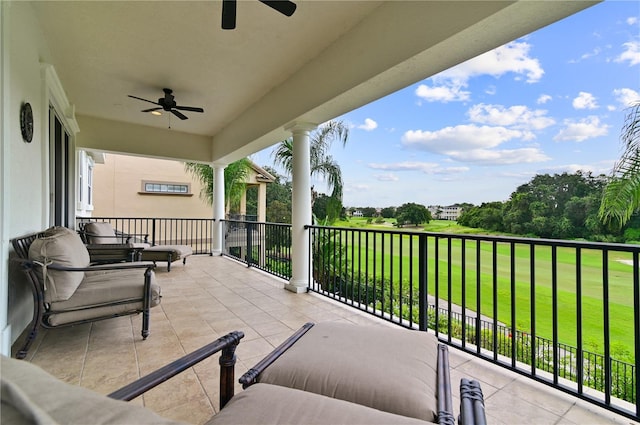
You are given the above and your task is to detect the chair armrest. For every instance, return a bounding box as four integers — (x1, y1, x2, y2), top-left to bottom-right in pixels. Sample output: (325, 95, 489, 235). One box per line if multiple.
(459, 378, 487, 425)
(20, 260, 156, 272)
(437, 344, 455, 425)
(239, 322, 314, 388)
(108, 330, 244, 408)
(86, 244, 145, 263)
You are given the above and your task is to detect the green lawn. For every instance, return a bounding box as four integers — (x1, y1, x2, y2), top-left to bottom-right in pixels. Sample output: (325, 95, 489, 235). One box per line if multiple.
(318, 219, 637, 358)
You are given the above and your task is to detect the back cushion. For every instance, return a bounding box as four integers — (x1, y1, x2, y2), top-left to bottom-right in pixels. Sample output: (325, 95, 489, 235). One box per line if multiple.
(84, 222, 116, 244)
(29, 227, 90, 302)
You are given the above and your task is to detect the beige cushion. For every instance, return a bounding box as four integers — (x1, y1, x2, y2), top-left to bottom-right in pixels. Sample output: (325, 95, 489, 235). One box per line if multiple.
(140, 245, 193, 262)
(28, 226, 90, 303)
(258, 322, 440, 422)
(84, 222, 118, 244)
(1, 356, 184, 425)
(47, 267, 161, 326)
(207, 383, 434, 425)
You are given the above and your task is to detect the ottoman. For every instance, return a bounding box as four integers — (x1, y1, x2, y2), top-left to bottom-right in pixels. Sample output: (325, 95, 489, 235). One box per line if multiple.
(140, 245, 193, 271)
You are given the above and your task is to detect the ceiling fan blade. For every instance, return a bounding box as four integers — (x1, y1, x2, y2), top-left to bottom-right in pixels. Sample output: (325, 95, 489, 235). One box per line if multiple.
(175, 106, 204, 113)
(171, 109, 189, 120)
(259, 0, 296, 17)
(141, 107, 163, 113)
(128, 95, 160, 106)
(222, 0, 236, 29)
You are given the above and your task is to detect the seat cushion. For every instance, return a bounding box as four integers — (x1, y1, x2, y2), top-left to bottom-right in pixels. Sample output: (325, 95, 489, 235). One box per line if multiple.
(140, 245, 193, 262)
(207, 383, 434, 425)
(48, 267, 161, 326)
(1, 356, 184, 425)
(84, 222, 118, 244)
(28, 226, 90, 303)
(257, 322, 440, 422)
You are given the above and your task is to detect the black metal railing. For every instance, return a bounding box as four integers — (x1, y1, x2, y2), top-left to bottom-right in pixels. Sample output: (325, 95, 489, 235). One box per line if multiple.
(306, 225, 640, 421)
(75, 216, 640, 420)
(76, 217, 214, 254)
(221, 219, 292, 280)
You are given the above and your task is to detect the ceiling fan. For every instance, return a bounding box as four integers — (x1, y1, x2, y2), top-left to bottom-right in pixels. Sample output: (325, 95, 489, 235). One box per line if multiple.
(222, 0, 296, 30)
(128, 88, 204, 120)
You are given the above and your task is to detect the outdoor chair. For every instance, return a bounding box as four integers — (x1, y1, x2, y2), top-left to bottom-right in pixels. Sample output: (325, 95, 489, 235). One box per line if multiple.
(239, 321, 487, 425)
(1, 324, 485, 425)
(79, 221, 192, 272)
(10, 226, 161, 359)
(78, 221, 150, 263)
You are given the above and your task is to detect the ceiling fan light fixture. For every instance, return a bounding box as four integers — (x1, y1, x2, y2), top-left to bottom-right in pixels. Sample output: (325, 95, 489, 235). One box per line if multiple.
(151, 110, 162, 116)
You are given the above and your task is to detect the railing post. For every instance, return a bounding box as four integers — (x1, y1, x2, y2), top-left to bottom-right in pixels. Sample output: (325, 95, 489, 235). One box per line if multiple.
(419, 233, 427, 331)
(151, 218, 157, 246)
(246, 221, 254, 266)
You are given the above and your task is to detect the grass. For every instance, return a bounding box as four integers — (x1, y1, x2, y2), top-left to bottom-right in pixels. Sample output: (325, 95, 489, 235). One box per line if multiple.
(319, 218, 638, 358)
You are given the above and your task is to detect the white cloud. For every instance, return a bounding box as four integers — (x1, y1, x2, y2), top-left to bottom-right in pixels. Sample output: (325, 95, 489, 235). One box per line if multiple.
(613, 88, 640, 108)
(538, 161, 615, 176)
(449, 148, 550, 165)
(402, 125, 524, 152)
(373, 173, 399, 182)
(627, 17, 638, 26)
(572, 92, 599, 110)
(401, 125, 549, 165)
(367, 162, 469, 175)
(537, 94, 552, 104)
(344, 184, 370, 192)
(435, 41, 544, 84)
(615, 40, 640, 66)
(416, 41, 543, 104)
(553, 116, 609, 142)
(358, 118, 378, 131)
(467, 104, 555, 131)
(569, 47, 602, 63)
(415, 84, 470, 103)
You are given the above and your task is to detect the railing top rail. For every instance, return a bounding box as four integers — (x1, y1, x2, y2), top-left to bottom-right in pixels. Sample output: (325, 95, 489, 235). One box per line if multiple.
(306, 224, 640, 252)
(78, 217, 214, 221)
(221, 219, 292, 227)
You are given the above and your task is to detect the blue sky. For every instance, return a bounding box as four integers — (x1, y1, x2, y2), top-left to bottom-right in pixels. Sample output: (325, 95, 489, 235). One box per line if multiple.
(253, 0, 640, 209)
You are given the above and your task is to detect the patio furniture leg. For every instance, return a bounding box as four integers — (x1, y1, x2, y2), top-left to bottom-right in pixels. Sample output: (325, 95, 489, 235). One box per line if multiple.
(141, 268, 152, 339)
(219, 333, 241, 408)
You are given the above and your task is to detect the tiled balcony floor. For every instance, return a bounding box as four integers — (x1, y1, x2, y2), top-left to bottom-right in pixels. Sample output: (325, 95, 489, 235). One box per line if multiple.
(14, 255, 638, 425)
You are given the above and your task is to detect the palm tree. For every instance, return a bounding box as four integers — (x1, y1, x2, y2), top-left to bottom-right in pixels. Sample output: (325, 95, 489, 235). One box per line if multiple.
(599, 101, 640, 228)
(184, 158, 252, 213)
(271, 120, 349, 201)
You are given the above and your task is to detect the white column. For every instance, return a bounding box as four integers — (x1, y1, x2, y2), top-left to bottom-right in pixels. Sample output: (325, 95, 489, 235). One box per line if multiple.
(257, 183, 267, 222)
(285, 122, 316, 293)
(212, 163, 226, 256)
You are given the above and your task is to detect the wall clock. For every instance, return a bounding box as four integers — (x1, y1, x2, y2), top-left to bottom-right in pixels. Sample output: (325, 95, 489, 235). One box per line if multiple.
(20, 102, 34, 143)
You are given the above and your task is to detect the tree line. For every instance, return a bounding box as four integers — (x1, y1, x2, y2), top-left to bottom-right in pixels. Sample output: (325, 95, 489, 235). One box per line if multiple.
(458, 170, 639, 242)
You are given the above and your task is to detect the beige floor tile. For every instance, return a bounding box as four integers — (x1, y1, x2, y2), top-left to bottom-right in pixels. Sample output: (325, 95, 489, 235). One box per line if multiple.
(16, 255, 637, 425)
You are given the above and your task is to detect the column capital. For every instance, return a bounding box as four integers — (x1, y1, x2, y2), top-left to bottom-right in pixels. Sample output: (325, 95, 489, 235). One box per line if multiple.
(212, 162, 228, 169)
(284, 121, 317, 134)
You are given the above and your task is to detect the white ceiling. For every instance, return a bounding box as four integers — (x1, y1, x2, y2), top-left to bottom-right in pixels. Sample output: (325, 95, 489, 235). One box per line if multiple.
(31, 0, 599, 164)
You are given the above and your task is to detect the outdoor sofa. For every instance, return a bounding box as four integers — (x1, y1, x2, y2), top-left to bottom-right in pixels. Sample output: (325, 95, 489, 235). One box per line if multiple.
(10, 226, 161, 359)
(80, 221, 193, 271)
(2, 322, 486, 424)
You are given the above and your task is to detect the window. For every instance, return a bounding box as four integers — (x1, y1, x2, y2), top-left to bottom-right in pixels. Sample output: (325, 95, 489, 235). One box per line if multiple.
(87, 164, 93, 205)
(141, 181, 191, 195)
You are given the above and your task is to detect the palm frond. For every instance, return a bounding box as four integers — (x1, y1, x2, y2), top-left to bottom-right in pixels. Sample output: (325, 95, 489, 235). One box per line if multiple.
(600, 101, 640, 227)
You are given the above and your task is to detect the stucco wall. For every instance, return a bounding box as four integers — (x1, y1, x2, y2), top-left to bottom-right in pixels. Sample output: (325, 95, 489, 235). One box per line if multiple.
(2, 1, 55, 353)
(91, 154, 213, 218)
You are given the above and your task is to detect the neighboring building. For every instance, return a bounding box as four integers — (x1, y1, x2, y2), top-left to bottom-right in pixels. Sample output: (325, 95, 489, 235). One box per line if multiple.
(82, 152, 273, 220)
(76, 150, 103, 217)
(428, 204, 463, 221)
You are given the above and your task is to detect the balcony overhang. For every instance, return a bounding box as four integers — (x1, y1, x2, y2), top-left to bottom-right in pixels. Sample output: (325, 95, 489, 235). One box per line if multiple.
(30, 0, 599, 164)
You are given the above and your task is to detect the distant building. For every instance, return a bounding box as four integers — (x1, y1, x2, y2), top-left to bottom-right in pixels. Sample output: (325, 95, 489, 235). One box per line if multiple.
(81, 152, 273, 220)
(428, 204, 462, 221)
